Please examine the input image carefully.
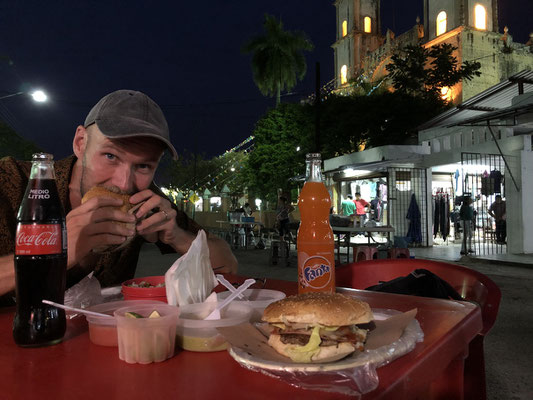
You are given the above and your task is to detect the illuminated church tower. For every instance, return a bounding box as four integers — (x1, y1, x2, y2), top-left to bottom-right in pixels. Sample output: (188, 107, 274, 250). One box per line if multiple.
(333, 0, 533, 103)
(423, 0, 499, 41)
(332, 0, 382, 87)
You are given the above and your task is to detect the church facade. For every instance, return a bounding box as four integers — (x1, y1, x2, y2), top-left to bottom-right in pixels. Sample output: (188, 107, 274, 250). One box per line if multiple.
(332, 0, 533, 102)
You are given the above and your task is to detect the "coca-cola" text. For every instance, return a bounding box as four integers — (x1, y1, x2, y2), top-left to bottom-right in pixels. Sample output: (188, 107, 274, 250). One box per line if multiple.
(16, 231, 59, 247)
(15, 224, 63, 255)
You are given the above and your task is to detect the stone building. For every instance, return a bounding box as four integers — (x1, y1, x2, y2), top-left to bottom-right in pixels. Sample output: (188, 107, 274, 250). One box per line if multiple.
(332, 0, 533, 102)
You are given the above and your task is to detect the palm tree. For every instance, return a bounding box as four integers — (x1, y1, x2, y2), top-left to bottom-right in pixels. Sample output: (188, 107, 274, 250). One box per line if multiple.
(242, 14, 314, 105)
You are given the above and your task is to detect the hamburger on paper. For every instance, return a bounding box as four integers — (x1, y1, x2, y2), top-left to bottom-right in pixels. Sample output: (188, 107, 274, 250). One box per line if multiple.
(262, 292, 374, 363)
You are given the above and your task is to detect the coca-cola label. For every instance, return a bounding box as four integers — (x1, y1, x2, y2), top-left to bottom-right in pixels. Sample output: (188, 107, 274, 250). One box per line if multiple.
(15, 224, 63, 255)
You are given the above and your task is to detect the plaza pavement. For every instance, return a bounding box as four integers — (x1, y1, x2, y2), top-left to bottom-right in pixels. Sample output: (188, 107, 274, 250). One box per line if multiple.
(135, 242, 533, 400)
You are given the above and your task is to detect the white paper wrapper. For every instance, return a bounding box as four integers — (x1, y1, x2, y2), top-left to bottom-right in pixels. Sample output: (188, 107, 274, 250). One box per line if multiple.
(165, 230, 217, 306)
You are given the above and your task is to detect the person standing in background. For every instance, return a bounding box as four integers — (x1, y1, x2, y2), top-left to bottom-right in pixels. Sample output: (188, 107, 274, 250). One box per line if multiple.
(341, 195, 356, 219)
(460, 197, 475, 255)
(489, 195, 506, 244)
(353, 192, 369, 227)
(276, 196, 294, 238)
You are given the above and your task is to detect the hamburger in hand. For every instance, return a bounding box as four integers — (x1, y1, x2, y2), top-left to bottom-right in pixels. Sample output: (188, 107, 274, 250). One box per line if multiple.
(81, 186, 140, 253)
(262, 292, 373, 363)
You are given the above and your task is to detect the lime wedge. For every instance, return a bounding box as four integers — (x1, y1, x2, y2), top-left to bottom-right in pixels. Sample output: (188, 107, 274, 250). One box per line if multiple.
(148, 310, 161, 318)
(125, 311, 144, 319)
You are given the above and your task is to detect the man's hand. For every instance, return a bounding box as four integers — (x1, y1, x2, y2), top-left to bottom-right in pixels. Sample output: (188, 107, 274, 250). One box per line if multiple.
(130, 190, 237, 274)
(130, 190, 194, 253)
(66, 196, 136, 268)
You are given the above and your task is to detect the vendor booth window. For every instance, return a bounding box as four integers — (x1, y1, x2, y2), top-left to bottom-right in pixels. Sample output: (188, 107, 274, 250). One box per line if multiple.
(436, 11, 447, 36)
(340, 65, 348, 84)
(364, 17, 371, 33)
(342, 20, 348, 37)
(474, 4, 487, 30)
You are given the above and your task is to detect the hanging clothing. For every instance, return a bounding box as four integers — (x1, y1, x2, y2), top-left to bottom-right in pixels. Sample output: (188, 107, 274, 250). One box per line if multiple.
(406, 193, 422, 244)
(433, 197, 440, 238)
(433, 194, 450, 240)
(370, 182, 377, 199)
(441, 196, 450, 239)
(490, 170, 503, 194)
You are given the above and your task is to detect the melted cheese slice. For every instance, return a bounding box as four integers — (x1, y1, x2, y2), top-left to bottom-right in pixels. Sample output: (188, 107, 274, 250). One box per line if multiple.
(284, 326, 322, 363)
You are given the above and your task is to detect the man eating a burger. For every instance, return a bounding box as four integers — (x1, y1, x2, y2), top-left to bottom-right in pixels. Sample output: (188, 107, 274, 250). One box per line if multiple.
(0, 90, 237, 304)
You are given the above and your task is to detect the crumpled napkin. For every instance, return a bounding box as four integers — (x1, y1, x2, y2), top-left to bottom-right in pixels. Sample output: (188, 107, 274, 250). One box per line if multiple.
(165, 230, 217, 306)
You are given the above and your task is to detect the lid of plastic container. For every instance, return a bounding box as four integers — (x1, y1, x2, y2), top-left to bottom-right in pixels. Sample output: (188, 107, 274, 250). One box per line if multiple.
(85, 300, 162, 325)
(217, 289, 286, 309)
(177, 302, 253, 328)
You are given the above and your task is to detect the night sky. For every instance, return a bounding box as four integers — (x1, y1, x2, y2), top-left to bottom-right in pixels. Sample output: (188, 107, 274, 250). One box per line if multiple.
(0, 1, 530, 160)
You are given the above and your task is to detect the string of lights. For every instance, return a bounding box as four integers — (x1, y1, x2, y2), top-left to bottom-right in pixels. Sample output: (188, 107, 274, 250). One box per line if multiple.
(175, 136, 255, 194)
(187, 146, 254, 194)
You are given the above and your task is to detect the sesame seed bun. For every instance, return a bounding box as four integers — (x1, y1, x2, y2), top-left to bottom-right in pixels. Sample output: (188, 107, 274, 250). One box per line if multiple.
(262, 292, 373, 326)
(81, 186, 133, 213)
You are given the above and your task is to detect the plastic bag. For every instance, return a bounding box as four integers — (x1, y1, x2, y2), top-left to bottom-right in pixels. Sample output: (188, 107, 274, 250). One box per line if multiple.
(63, 272, 103, 318)
(230, 309, 424, 397)
(165, 230, 217, 306)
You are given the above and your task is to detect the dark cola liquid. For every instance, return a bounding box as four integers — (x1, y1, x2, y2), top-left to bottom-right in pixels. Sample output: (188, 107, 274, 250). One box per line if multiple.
(14, 178, 67, 347)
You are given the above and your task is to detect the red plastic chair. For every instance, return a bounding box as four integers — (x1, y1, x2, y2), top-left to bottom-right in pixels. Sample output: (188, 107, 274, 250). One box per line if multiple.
(336, 259, 501, 400)
(353, 245, 378, 262)
(388, 247, 410, 258)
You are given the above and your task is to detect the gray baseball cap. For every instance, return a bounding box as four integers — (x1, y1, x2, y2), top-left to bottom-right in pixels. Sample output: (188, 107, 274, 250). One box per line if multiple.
(84, 89, 178, 160)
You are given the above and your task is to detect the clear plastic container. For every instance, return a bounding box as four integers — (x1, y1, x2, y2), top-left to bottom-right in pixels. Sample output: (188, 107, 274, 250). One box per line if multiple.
(114, 303, 180, 364)
(217, 289, 286, 322)
(85, 300, 161, 347)
(176, 302, 253, 352)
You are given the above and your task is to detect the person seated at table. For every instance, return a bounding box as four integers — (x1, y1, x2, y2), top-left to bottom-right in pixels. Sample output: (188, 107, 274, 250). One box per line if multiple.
(0, 89, 237, 305)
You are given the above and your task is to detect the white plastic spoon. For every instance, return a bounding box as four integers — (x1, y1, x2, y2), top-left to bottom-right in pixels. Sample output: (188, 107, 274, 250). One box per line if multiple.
(204, 278, 256, 320)
(42, 300, 113, 319)
(216, 274, 248, 300)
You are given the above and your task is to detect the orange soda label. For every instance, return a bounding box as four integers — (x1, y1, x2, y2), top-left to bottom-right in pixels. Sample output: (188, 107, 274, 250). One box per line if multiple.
(298, 247, 335, 293)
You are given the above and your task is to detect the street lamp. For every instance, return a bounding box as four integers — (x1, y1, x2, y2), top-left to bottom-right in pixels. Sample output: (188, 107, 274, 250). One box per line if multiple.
(0, 90, 48, 102)
(31, 90, 47, 102)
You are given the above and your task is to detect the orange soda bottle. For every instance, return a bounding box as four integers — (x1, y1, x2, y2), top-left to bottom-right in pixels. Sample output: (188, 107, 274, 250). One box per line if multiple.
(297, 153, 335, 294)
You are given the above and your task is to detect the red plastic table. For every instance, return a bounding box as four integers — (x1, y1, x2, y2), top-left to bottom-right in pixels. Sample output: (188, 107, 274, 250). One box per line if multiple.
(0, 275, 482, 400)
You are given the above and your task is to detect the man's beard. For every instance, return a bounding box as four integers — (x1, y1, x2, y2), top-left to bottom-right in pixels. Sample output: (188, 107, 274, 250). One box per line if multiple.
(79, 152, 90, 199)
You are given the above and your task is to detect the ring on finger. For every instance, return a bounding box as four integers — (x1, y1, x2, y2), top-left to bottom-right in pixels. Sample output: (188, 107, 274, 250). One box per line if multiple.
(161, 209, 170, 221)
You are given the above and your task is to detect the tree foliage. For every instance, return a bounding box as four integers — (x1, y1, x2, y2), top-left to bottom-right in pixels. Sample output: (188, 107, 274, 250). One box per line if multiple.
(163, 150, 248, 199)
(319, 92, 446, 152)
(242, 14, 314, 105)
(0, 121, 41, 160)
(243, 103, 314, 203)
(386, 43, 481, 101)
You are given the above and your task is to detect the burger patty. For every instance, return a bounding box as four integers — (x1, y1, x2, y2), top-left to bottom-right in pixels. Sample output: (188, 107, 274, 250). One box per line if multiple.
(280, 334, 339, 347)
(276, 325, 368, 350)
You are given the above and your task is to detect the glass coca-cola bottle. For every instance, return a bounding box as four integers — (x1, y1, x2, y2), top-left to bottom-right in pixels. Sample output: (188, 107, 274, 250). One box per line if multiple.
(13, 153, 67, 347)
